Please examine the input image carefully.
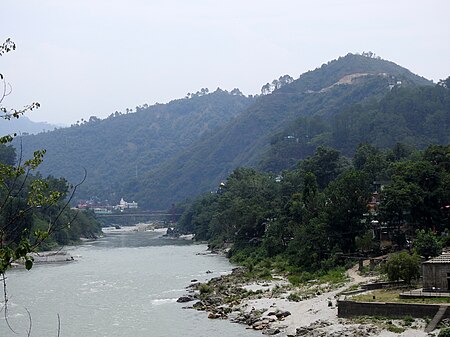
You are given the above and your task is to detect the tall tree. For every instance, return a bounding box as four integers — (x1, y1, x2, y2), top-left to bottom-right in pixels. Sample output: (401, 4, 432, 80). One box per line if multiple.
(324, 170, 371, 253)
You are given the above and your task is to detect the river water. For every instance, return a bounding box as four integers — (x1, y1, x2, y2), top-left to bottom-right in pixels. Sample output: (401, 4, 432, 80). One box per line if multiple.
(0, 229, 260, 337)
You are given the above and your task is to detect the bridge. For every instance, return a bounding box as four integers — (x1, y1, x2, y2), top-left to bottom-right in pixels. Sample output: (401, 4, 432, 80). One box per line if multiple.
(94, 211, 182, 225)
(95, 211, 179, 218)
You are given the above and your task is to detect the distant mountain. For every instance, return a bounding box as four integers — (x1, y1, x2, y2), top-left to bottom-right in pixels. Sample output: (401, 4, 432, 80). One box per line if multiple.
(17, 89, 254, 201)
(0, 116, 57, 135)
(17, 53, 444, 210)
(129, 53, 435, 209)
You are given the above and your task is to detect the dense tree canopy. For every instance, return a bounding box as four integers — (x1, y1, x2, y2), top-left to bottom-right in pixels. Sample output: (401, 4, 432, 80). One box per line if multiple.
(178, 144, 449, 273)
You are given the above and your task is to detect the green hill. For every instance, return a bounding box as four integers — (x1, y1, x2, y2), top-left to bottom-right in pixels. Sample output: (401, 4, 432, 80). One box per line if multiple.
(259, 84, 450, 172)
(130, 53, 434, 209)
(18, 53, 443, 210)
(17, 89, 254, 202)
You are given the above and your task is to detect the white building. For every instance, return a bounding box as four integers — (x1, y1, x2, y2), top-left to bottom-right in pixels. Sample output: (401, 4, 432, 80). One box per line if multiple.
(115, 198, 138, 210)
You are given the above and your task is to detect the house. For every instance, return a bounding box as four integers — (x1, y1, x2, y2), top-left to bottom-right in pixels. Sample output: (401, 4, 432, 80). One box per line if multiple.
(422, 253, 450, 292)
(115, 198, 138, 210)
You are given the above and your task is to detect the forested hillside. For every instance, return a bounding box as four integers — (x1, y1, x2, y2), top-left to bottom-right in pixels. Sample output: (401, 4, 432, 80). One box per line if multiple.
(178, 144, 450, 273)
(17, 89, 254, 202)
(16, 53, 444, 210)
(130, 54, 434, 209)
(259, 83, 450, 172)
(0, 144, 102, 252)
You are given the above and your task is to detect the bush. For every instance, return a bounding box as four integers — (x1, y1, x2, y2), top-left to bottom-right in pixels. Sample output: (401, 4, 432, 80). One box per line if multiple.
(287, 292, 302, 302)
(288, 271, 313, 285)
(385, 252, 420, 284)
(414, 229, 441, 259)
(402, 315, 414, 326)
(255, 267, 272, 279)
(439, 328, 450, 337)
(198, 284, 213, 295)
(318, 267, 347, 284)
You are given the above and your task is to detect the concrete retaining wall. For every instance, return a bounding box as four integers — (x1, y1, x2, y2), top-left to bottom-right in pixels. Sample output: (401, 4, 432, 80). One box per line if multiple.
(361, 281, 405, 290)
(338, 300, 450, 319)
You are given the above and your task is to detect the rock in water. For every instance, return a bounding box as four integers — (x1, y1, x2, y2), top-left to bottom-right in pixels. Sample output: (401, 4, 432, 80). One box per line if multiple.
(177, 296, 194, 303)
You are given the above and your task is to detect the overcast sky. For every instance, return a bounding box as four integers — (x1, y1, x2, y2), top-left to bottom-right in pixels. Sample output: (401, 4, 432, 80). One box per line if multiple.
(1, 0, 449, 125)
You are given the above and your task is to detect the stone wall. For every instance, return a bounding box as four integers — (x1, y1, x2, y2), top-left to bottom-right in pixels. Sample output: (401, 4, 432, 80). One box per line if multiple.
(337, 300, 450, 319)
(361, 281, 405, 290)
(423, 263, 450, 290)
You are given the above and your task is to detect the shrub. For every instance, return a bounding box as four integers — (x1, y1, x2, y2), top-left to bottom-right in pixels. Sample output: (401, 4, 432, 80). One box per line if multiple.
(439, 328, 450, 337)
(438, 328, 450, 337)
(288, 271, 313, 285)
(385, 252, 420, 284)
(287, 292, 302, 302)
(414, 229, 441, 259)
(199, 284, 213, 295)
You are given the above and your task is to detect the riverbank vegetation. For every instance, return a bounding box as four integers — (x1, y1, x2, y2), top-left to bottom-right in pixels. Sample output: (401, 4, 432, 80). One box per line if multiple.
(0, 142, 102, 271)
(1, 39, 102, 276)
(178, 143, 450, 280)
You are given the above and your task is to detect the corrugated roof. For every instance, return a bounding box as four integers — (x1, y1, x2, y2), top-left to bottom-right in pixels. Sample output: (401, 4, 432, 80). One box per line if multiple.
(423, 253, 450, 264)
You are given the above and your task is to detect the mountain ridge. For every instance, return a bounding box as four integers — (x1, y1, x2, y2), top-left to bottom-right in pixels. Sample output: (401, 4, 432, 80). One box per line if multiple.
(14, 53, 440, 209)
(129, 54, 435, 208)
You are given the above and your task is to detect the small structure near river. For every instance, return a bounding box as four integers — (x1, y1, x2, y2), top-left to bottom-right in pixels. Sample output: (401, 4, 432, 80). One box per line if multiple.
(422, 252, 450, 292)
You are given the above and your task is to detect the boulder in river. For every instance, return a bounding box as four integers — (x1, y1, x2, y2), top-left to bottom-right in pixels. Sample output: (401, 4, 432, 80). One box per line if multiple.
(177, 296, 194, 303)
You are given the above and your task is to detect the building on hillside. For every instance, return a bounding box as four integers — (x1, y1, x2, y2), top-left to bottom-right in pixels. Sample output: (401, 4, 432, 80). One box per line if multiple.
(115, 198, 138, 211)
(422, 253, 450, 292)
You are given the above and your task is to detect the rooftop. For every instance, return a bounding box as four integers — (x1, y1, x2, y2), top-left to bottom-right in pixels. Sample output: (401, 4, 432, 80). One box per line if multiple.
(423, 253, 450, 264)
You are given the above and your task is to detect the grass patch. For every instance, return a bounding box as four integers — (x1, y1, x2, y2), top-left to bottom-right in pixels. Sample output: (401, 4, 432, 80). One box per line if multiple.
(287, 267, 347, 286)
(345, 284, 360, 291)
(198, 283, 213, 295)
(351, 289, 450, 304)
(318, 267, 347, 284)
(386, 322, 405, 333)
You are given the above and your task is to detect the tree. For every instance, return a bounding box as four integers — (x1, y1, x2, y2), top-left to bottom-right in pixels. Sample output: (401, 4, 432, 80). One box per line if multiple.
(0, 39, 87, 322)
(324, 170, 371, 253)
(385, 252, 420, 284)
(437, 76, 450, 89)
(287, 213, 329, 271)
(414, 229, 441, 259)
(1, 38, 48, 275)
(380, 146, 450, 231)
(353, 143, 389, 182)
(300, 146, 348, 189)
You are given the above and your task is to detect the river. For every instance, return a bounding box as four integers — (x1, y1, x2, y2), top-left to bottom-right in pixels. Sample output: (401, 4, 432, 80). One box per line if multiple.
(0, 228, 260, 337)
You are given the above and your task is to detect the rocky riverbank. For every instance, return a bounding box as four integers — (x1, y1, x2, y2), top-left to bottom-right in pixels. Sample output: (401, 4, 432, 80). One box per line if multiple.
(178, 266, 437, 337)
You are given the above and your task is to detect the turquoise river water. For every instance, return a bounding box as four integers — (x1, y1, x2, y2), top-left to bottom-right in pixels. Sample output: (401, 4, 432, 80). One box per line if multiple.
(0, 229, 260, 337)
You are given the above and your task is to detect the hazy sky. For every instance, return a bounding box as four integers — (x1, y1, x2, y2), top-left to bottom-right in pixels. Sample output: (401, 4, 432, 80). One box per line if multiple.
(2, 0, 449, 125)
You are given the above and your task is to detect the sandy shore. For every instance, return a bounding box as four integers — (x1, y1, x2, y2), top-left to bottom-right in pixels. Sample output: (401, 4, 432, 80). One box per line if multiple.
(239, 281, 432, 337)
(185, 264, 439, 337)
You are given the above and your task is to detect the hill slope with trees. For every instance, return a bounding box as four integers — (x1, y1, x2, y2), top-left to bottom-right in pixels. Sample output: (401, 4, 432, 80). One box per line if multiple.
(130, 53, 435, 208)
(177, 144, 450, 274)
(16, 53, 444, 210)
(17, 89, 254, 202)
(259, 83, 450, 172)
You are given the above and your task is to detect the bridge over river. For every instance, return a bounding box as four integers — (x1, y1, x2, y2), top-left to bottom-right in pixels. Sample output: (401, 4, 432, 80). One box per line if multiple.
(95, 211, 181, 225)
